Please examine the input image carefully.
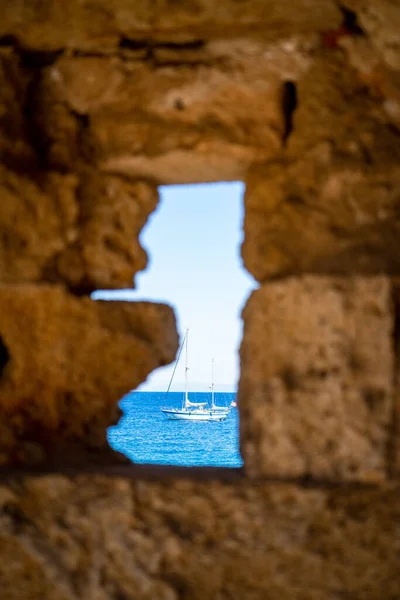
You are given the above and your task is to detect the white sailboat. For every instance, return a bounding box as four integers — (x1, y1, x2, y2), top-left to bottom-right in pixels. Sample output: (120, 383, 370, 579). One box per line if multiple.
(160, 330, 229, 422)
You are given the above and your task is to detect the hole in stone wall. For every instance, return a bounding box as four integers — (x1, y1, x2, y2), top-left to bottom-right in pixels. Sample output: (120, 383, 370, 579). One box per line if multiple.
(93, 182, 256, 467)
(0, 336, 10, 378)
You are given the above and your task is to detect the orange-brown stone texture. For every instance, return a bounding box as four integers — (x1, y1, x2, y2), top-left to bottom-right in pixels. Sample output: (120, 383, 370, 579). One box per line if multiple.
(0, 285, 178, 467)
(1, 476, 400, 600)
(1, 0, 400, 598)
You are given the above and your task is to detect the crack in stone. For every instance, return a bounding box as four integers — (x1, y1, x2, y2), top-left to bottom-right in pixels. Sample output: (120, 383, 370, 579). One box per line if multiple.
(0, 336, 10, 379)
(281, 81, 297, 145)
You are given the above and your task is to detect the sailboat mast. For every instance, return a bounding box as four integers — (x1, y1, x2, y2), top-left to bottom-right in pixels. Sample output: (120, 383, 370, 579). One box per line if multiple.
(211, 357, 215, 409)
(184, 328, 189, 408)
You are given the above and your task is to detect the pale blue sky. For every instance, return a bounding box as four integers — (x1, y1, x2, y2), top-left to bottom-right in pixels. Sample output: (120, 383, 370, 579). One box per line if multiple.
(93, 182, 256, 391)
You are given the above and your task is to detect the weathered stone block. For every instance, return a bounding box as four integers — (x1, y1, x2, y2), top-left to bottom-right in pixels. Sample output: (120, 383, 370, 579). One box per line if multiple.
(42, 49, 286, 183)
(0, 165, 78, 283)
(0, 163, 157, 291)
(0, 1, 341, 50)
(0, 49, 37, 169)
(343, 0, 400, 70)
(0, 476, 399, 600)
(242, 50, 400, 283)
(243, 156, 400, 283)
(239, 276, 393, 481)
(0, 285, 178, 467)
(52, 173, 158, 293)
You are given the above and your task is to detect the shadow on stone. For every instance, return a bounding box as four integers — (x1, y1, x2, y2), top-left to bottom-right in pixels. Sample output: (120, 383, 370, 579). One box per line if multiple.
(0, 336, 10, 378)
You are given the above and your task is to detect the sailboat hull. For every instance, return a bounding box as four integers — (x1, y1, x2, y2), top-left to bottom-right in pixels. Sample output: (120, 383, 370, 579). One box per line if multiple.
(161, 408, 228, 421)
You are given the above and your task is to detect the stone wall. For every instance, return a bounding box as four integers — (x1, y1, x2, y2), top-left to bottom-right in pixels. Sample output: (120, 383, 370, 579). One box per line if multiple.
(1, 476, 400, 600)
(0, 1, 400, 598)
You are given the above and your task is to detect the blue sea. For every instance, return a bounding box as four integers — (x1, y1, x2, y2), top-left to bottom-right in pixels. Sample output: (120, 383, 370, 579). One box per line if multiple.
(108, 391, 243, 467)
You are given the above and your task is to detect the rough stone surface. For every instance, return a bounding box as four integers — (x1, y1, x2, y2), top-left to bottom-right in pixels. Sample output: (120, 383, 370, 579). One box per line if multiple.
(0, 285, 178, 467)
(0, 48, 159, 291)
(0, 476, 399, 600)
(243, 54, 400, 283)
(0, 1, 341, 49)
(0, 165, 158, 292)
(12, 41, 300, 184)
(343, 0, 400, 70)
(239, 276, 393, 481)
(0, 12, 346, 186)
(0, 1, 400, 598)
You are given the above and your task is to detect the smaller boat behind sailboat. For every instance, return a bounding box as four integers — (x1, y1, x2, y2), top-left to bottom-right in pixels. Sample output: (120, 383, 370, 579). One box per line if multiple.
(209, 358, 230, 414)
(161, 330, 229, 422)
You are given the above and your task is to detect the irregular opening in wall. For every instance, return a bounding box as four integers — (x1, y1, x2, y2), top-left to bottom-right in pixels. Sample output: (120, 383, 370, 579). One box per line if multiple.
(93, 182, 256, 468)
